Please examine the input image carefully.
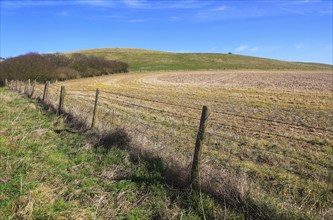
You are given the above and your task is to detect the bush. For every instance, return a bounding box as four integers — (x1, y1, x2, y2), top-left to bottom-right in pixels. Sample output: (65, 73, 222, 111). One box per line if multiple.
(0, 52, 129, 83)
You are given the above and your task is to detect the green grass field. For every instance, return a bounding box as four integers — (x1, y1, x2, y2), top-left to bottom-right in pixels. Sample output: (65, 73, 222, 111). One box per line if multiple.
(0, 87, 245, 219)
(68, 48, 332, 71)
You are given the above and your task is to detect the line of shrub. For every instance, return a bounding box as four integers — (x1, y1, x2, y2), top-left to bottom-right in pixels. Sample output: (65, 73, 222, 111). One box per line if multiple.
(0, 52, 129, 85)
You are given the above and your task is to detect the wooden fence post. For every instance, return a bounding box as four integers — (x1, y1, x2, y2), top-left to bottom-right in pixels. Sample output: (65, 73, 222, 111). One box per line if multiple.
(30, 80, 36, 98)
(24, 80, 27, 94)
(42, 81, 49, 102)
(21, 81, 24, 93)
(27, 79, 31, 95)
(91, 89, 100, 128)
(57, 86, 66, 115)
(190, 105, 210, 185)
(4, 79, 8, 87)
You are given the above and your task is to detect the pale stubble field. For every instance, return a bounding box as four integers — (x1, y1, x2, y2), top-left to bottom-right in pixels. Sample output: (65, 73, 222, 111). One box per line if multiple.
(38, 70, 332, 218)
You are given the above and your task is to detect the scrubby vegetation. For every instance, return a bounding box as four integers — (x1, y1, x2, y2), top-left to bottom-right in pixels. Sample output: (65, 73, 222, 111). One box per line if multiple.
(0, 53, 128, 85)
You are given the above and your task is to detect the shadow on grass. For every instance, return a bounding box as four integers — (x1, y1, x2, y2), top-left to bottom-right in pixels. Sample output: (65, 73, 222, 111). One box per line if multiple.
(95, 129, 294, 220)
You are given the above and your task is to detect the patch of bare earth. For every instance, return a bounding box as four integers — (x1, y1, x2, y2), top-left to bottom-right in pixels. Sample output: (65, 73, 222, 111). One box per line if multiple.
(148, 70, 333, 91)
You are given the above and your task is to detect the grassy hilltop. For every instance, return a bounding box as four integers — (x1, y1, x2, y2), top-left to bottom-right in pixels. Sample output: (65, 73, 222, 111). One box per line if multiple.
(68, 48, 332, 71)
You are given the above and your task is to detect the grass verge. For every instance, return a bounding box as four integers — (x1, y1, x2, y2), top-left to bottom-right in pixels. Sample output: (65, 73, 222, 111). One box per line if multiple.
(0, 87, 245, 219)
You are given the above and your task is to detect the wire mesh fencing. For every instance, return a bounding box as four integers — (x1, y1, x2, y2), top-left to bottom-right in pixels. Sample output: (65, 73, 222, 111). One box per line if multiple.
(6, 79, 333, 217)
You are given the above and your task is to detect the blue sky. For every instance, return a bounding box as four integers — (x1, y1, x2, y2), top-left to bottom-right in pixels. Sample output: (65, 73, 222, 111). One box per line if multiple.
(1, 0, 332, 64)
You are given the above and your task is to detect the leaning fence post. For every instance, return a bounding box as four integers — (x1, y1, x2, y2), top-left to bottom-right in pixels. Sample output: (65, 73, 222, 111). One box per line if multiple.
(91, 89, 100, 128)
(42, 81, 49, 102)
(57, 86, 65, 115)
(190, 105, 210, 185)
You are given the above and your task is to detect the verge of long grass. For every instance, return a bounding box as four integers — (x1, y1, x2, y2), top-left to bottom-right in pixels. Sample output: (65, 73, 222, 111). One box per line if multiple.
(0, 87, 247, 219)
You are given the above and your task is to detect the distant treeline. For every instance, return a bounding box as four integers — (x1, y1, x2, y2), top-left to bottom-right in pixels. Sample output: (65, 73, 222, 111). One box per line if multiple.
(0, 53, 128, 85)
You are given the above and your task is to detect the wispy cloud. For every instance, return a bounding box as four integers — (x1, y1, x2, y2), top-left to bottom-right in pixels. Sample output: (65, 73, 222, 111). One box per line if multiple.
(161, 1, 210, 9)
(122, 0, 147, 9)
(76, 0, 113, 7)
(127, 19, 146, 23)
(280, 7, 310, 16)
(279, 0, 322, 6)
(235, 45, 248, 52)
(250, 47, 259, 53)
(209, 46, 218, 52)
(1, 0, 114, 9)
(1, 0, 61, 8)
(211, 5, 227, 11)
(235, 45, 260, 53)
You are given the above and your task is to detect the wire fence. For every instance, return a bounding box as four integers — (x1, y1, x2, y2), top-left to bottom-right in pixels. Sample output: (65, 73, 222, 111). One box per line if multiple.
(5, 79, 333, 216)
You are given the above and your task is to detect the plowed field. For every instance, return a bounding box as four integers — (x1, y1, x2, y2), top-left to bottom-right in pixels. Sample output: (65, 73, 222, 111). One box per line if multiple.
(36, 70, 332, 218)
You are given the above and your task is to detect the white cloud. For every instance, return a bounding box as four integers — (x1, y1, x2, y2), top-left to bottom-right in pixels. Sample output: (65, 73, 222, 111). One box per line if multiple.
(122, 0, 147, 8)
(212, 5, 227, 11)
(210, 46, 218, 52)
(280, 7, 309, 16)
(2, 0, 60, 8)
(279, 0, 322, 5)
(77, 0, 114, 7)
(127, 19, 146, 23)
(250, 47, 259, 53)
(235, 45, 248, 52)
(234, 45, 259, 53)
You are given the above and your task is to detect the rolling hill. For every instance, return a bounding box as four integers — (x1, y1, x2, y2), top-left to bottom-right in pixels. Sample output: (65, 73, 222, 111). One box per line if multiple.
(68, 48, 332, 71)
